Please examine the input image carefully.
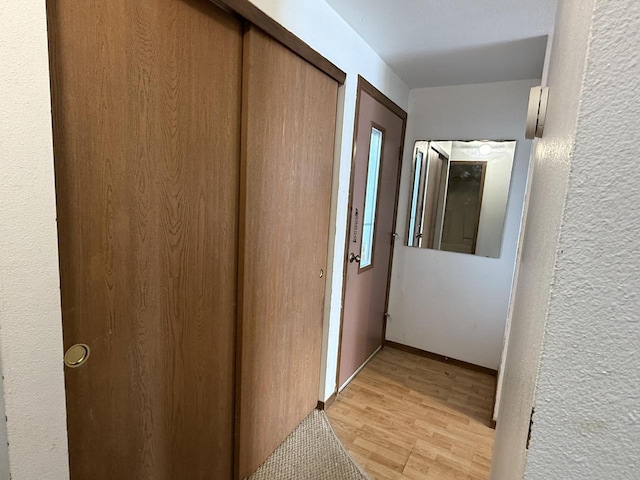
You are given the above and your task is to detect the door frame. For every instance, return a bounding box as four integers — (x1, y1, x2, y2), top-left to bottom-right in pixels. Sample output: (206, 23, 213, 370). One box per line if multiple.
(334, 75, 407, 393)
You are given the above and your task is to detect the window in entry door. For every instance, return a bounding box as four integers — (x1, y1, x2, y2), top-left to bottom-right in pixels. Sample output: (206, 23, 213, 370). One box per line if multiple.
(360, 126, 383, 269)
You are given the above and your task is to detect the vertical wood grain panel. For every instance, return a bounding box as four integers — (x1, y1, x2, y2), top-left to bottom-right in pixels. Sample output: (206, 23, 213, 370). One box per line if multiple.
(237, 26, 338, 478)
(47, 0, 242, 478)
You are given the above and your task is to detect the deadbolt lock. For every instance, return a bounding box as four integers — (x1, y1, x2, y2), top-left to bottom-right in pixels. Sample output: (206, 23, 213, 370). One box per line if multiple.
(64, 344, 90, 368)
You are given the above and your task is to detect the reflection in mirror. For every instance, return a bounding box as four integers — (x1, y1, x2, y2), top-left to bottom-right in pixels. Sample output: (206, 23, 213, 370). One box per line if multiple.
(406, 140, 516, 258)
(407, 149, 424, 245)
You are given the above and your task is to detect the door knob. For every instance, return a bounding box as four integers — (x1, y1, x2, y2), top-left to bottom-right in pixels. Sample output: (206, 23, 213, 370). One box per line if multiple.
(349, 253, 361, 263)
(64, 343, 90, 368)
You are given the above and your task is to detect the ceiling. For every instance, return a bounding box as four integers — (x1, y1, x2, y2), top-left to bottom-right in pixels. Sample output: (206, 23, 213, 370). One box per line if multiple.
(325, 0, 558, 88)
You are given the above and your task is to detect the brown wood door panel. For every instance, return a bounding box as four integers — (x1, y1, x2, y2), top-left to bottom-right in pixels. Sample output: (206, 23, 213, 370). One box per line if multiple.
(47, 0, 242, 478)
(237, 26, 338, 479)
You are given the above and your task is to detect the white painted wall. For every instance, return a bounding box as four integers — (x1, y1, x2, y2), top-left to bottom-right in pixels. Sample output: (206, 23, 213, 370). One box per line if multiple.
(0, 1, 70, 479)
(247, 0, 410, 400)
(491, 0, 640, 478)
(386, 79, 536, 370)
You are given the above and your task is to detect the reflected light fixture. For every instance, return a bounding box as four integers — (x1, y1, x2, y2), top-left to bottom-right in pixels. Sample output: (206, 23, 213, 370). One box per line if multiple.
(479, 144, 492, 156)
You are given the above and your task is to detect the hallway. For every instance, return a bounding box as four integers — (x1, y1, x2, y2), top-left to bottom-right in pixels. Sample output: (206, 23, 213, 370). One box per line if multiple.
(327, 347, 496, 480)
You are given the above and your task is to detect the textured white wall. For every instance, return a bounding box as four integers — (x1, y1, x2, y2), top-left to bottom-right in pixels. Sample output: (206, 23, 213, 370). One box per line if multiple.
(0, 1, 70, 479)
(386, 80, 536, 369)
(492, 33, 555, 424)
(0, 357, 7, 480)
(491, 0, 640, 478)
(248, 0, 410, 400)
(524, 0, 640, 477)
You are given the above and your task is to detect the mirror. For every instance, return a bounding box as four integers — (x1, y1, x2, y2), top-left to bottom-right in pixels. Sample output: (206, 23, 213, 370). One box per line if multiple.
(407, 140, 516, 258)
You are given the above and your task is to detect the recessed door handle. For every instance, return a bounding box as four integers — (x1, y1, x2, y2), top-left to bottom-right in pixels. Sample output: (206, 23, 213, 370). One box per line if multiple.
(64, 343, 90, 368)
(349, 253, 361, 263)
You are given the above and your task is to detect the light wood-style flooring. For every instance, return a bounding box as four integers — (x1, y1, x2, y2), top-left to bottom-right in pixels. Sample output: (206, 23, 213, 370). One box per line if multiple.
(327, 346, 497, 480)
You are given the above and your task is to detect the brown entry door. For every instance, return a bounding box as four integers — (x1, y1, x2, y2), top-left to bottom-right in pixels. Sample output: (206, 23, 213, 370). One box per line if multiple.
(48, 1, 242, 478)
(338, 78, 406, 389)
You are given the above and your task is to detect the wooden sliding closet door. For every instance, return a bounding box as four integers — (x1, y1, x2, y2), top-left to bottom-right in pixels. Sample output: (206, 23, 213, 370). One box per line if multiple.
(237, 26, 339, 478)
(47, 0, 242, 478)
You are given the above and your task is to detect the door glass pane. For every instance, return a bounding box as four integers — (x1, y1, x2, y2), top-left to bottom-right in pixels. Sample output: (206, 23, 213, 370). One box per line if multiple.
(360, 127, 383, 269)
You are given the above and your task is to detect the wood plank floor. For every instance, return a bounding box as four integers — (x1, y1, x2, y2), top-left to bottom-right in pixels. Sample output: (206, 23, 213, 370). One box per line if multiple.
(327, 346, 497, 480)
